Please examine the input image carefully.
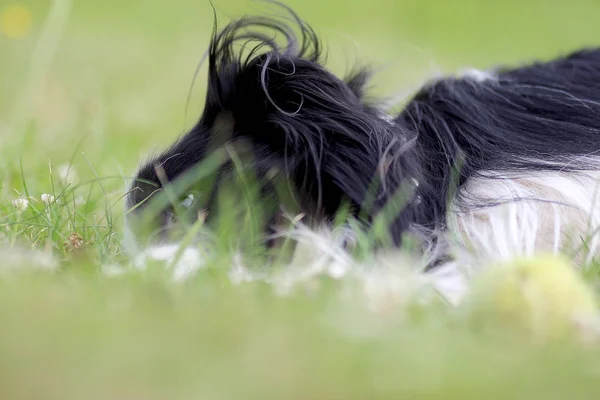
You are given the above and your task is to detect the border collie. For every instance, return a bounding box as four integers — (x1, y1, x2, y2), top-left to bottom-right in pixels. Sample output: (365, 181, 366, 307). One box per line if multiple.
(125, 2, 600, 284)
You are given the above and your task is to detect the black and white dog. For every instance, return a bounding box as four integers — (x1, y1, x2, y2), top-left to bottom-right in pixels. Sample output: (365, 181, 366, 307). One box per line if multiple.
(126, 2, 600, 275)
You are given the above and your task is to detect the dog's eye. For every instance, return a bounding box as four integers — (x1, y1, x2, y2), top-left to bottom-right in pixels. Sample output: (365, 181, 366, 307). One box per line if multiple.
(180, 193, 195, 209)
(160, 194, 197, 229)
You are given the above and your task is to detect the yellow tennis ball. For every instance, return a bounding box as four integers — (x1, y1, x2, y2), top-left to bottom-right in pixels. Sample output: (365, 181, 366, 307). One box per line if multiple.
(0, 4, 32, 39)
(464, 254, 599, 342)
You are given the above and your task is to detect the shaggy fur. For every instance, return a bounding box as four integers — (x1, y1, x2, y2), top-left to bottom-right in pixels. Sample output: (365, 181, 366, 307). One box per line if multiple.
(126, 2, 600, 269)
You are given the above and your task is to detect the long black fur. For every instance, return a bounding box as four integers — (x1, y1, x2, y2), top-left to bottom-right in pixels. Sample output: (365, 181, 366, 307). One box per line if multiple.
(127, 2, 600, 254)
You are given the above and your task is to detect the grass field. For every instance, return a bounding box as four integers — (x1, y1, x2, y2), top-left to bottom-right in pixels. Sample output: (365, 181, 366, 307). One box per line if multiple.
(3, 0, 600, 398)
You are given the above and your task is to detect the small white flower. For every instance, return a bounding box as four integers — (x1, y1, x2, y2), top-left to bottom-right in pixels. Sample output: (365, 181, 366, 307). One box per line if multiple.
(11, 198, 29, 212)
(41, 193, 55, 205)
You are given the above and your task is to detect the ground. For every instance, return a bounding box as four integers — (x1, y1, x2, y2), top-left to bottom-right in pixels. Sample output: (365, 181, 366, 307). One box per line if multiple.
(2, 0, 600, 398)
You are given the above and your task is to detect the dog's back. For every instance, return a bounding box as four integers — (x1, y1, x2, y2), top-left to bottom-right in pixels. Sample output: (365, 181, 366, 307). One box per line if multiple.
(399, 48, 600, 264)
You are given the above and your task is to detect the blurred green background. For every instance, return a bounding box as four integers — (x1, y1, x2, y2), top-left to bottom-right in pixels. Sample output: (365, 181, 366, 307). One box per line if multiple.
(2, 0, 600, 185)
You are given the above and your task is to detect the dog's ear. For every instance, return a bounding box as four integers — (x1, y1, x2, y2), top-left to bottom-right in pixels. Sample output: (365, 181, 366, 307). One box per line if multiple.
(216, 54, 419, 233)
(194, 8, 425, 244)
(344, 68, 371, 100)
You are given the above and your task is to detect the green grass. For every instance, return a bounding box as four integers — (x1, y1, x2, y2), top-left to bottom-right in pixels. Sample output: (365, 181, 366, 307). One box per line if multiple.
(3, 0, 600, 398)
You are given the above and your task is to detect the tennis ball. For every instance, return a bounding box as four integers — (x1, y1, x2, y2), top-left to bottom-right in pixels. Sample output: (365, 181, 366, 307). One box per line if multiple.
(463, 254, 599, 343)
(1, 4, 32, 39)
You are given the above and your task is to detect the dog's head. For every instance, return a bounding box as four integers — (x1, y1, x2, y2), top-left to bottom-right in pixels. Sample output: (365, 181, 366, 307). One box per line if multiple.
(126, 2, 423, 250)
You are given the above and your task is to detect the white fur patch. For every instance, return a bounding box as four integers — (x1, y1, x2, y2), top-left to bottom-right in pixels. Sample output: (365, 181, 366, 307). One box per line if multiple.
(457, 68, 497, 82)
(421, 169, 600, 302)
(132, 243, 207, 282)
(450, 170, 600, 264)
